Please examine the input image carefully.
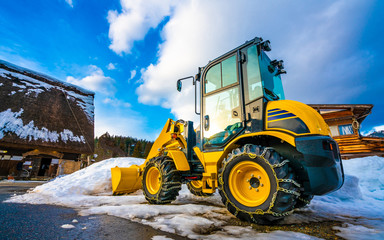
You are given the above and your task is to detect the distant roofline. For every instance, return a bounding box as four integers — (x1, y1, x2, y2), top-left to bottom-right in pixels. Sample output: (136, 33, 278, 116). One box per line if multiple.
(308, 104, 373, 123)
(0, 59, 95, 96)
(308, 104, 373, 110)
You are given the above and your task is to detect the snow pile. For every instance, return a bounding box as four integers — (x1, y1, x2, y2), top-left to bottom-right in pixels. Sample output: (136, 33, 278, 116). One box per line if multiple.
(0, 108, 86, 143)
(343, 156, 384, 201)
(6, 156, 384, 239)
(307, 157, 384, 220)
(152, 236, 174, 240)
(61, 224, 75, 229)
(283, 157, 384, 239)
(10, 158, 144, 207)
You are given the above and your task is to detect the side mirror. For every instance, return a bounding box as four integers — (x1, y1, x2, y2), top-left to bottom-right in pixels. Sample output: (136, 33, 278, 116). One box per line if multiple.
(261, 40, 271, 52)
(177, 79, 182, 92)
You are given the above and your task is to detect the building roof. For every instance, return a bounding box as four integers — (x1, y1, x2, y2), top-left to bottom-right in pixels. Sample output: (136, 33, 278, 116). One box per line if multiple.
(0, 60, 94, 155)
(309, 104, 373, 124)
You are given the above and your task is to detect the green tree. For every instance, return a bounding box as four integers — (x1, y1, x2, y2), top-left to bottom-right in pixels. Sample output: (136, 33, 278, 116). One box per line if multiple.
(132, 141, 143, 158)
(143, 142, 153, 158)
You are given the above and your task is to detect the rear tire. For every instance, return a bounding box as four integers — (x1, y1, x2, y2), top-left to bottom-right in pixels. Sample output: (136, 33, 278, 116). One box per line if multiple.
(142, 156, 181, 204)
(218, 144, 299, 224)
(295, 194, 313, 208)
(187, 180, 213, 197)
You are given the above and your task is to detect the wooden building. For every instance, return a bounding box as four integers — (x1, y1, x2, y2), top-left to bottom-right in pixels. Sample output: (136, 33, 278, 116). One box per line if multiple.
(0, 60, 94, 179)
(309, 104, 384, 159)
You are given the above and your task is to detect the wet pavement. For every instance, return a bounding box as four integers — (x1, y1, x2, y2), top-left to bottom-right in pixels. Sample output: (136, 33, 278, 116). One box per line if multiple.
(0, 181, 188, 240)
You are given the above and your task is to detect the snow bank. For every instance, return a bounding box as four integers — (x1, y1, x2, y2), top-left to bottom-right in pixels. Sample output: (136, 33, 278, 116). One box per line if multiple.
(306, 157, 384, 220)
(6, 158, 145, 209)
(283, 157, 384, 239)
(6, 156, 384, 239)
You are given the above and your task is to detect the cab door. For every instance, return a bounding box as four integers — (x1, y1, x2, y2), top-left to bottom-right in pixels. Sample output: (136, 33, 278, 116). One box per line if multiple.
(202, 54, 243, 149)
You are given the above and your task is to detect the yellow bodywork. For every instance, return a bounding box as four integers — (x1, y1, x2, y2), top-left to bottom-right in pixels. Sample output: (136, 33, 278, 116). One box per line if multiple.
(111, 165, 142, 195)
(168, 150, 190, 171)
(266, 100, 330, 136)
(111, 119, 188, 194)
(111, 100, 331, 195)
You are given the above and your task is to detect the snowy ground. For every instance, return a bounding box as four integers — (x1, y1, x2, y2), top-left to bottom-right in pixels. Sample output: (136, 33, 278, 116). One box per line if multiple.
(5, 156, 384, 239)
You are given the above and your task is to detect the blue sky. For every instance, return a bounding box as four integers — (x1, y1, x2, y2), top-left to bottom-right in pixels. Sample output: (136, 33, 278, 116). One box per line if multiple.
(0, 0, 383, 139)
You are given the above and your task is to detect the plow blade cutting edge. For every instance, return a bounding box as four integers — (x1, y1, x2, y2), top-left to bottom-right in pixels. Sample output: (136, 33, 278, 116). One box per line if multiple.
(111, 165, 143, 195)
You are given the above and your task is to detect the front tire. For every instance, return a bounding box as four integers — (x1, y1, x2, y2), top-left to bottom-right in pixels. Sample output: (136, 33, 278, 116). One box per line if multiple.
(142, 156, 181, 204)
(218, 144, 300, 224)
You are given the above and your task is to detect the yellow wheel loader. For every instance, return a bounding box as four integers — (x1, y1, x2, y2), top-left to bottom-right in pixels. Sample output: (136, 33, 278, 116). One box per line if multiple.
(111, 37, 344, 224)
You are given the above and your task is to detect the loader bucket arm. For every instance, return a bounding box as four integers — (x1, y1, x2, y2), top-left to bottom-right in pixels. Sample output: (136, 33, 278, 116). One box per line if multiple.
(146, 119, 186, 161)
(111, 119, 185, 195)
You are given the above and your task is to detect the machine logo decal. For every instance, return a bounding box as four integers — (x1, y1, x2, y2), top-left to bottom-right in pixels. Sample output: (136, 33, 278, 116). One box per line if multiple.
(267, 108, 296, 122)
(268, 113, 296, 121)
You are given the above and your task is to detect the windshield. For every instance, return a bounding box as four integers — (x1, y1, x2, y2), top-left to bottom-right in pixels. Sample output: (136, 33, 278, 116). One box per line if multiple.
(259, 51, 285, 101)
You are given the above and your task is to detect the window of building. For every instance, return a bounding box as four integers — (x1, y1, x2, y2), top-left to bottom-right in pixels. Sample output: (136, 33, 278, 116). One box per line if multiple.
(329, 124, 354, 137)
(329, 125, 339, 137)
(339, 124, 354, 135)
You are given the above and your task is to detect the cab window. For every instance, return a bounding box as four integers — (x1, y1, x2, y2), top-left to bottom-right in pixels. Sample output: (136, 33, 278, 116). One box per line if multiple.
(205, 64, 221, 93)
(222, 55, 237, 87)
(205, 55, 237, 94)
(244, 45, 263, 102)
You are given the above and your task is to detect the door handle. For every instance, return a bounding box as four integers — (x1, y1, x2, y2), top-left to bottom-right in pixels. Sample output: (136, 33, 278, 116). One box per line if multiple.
(204, 115, 210, 131)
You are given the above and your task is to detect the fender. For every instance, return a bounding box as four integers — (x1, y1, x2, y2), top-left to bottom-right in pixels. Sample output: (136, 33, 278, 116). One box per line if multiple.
(226, 130, 296, 150)
(193, 130, 296, 176)
(167, 150, 190, 171)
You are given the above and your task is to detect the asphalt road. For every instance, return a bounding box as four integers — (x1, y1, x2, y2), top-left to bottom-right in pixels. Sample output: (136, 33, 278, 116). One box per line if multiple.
(0, 182, 188, 240)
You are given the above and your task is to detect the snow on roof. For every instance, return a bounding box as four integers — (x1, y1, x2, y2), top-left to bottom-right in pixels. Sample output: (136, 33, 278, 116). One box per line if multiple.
(0, 108, 85, 143)
(0, 64, 94, 122)
(0, 59, 94, 95)
(6, 156, 384, 239)
(0, 60, 94, 153)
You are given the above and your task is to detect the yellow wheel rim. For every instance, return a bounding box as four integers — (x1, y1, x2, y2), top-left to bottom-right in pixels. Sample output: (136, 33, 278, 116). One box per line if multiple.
(146, 166, 161, 195)
(228, 160, 271, 207)
(190, 180, 203, 189)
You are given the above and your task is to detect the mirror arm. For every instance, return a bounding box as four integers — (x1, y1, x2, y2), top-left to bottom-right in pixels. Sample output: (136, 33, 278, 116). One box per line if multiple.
(177, 76, 195, 84)
(195, 79, 200, 115)
(176, 75, 200, 115)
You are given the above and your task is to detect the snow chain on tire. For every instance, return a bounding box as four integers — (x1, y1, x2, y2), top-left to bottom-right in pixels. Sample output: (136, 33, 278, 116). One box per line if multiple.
(142, 156, 182, 204)
(295, 194, 314, 208)
(187, 181, 213, 197)
(218, 144, 300, 224)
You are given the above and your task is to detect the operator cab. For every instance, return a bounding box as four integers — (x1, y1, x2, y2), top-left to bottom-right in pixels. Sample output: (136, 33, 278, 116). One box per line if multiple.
(198, 38, 286, 149)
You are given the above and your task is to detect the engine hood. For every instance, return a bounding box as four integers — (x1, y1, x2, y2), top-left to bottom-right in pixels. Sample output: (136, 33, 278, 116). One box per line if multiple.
(265, 100, 330, 136)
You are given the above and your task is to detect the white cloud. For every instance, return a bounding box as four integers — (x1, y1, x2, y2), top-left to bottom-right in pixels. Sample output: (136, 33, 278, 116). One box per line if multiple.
(107, 63, 116, 70)
(134, 0, 373, 122)
(360, 124, 384, 136)
(373, 125, 384, 132)
(103, 97, 131, 108)
(65, 0, 73, 8)
(94, 112, 153, 140)
(107, 0, 176, 55)
(66, 65, 115, 95)
(65, 66, 147, 139)
(130, 70, 137, 80)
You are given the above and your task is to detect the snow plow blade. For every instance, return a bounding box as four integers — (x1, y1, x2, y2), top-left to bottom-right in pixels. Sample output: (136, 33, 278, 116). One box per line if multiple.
(111, 165, 142, 195)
